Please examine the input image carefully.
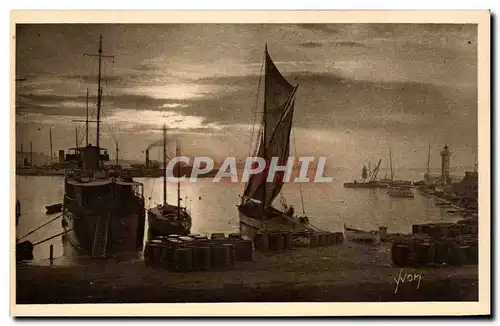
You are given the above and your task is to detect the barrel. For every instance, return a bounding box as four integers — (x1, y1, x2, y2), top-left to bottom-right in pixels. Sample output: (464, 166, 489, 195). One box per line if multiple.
(161, 242, 177, 268)
(414, 242, 435, 266)
(168, 234, 180, 239)
(223, 244, 236, 265)
(254, 232, 269, 251)
(434, 241, 451, 264)
(192, 246, 212, 271)
(188, 233, 201, 238)
(447, 245, 469, 266)
(228, 232, 242, 240)
(309, 234, 319, 248)
(238, 239, 254, 261)
(391, 243, 412, 267)
(318, 233, 326, 246)
(269, 232, 285, 251)
(149, 243, 164, 266)
(143, 242, 154, 266)
(466, 242, 478, 264)
(283, 232, 293, 250)
(211, 232, 226, 240)
(173, 247, 193, 272)
(212, 245, 231, 268)
(334, 232, 344, 244)
(412, 224, 421, 234)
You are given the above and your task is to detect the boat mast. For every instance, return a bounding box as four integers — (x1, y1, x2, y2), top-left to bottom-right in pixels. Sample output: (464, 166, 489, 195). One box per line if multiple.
(115, 140, 119, 165)
(389, 148, 393, 182)
(262, 44, 268, 212)
(163, 124, 167, 207)
(427, 144, 431, 175)
(83, 35, 114, 155)
(75, 128, 79, 148)
(86, 88, 89, 145)
(176, 141, 181, 219)
(49, 127, 53, 163)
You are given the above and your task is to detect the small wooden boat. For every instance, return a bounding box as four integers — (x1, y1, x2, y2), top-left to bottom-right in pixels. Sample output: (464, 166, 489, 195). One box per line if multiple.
(45, 203, 63, 214)
(344, 224, 381, 244)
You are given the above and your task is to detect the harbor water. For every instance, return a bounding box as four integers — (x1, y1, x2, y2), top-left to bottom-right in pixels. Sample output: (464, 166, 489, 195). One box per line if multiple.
(15, 170, 463, 266)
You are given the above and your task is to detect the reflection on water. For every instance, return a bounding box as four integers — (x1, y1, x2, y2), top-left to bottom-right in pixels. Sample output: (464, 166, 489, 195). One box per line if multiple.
(15, 173, 462, 265)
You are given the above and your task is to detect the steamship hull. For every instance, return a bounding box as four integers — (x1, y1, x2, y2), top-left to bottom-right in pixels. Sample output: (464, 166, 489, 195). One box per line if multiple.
(63, 210, 146, 256)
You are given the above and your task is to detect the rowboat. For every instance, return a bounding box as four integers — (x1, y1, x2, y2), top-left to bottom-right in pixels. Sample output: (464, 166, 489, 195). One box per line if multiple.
(45, 203, 63, 214)
(343, 224, 381, 244)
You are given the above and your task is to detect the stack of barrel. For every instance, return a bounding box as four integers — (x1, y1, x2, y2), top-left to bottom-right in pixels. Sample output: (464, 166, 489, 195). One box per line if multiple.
(144, 232, 253, 272)
(253, 230, 344, 252)
(391, 219, 478, 267)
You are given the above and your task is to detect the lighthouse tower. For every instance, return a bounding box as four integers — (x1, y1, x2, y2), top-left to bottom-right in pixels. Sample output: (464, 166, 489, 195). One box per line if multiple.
(440, 145, 451, 185)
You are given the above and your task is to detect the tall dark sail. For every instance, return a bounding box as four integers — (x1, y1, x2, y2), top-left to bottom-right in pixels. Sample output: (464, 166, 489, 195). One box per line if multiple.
(243, 47, 298, 208)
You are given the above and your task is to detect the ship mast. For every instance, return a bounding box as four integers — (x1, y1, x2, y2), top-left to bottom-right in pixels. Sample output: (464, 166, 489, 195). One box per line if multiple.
(86, 88, 89, 145)
(176, 141, 181, 219)
(427, 144, 431, 175)
(83, 35, 114, 158)
(262, 44, 268, 212)
(49, 127, 53, 164)
(389, 148, 393, 182)
(163, 124, 167, 207)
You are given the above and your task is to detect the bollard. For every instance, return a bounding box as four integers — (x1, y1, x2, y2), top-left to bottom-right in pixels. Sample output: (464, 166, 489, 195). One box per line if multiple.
(49, 244, 54, 265)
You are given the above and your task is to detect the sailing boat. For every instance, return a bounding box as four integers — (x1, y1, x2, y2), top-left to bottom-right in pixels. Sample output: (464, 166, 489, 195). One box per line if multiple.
(237, 45, 315, 240)
(343, 159, 387, 188)
(386, 148, 414, 197)
(62, 36, 146, 258)
(147, 125, 192, 238)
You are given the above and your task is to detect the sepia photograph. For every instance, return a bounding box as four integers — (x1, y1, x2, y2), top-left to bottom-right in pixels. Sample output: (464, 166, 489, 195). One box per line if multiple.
(10, 10, 490, 317)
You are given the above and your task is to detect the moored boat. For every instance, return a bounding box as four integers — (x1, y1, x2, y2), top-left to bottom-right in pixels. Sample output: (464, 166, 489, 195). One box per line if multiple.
(237, 45, 317, 240)
(45, 203, 63, 214)
(147, 125, 192, 238)
(343, 224, 381, 244)
(62, 36, 146, 259)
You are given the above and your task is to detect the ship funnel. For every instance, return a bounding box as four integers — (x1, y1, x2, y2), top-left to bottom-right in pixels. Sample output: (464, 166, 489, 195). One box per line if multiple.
(145, 148, 150, 168)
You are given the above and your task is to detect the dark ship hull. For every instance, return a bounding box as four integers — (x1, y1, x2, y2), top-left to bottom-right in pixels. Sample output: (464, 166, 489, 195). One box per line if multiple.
(147, 204, 192, 238)
(63, 208, 146, 256)
(237, 201, 311, 241)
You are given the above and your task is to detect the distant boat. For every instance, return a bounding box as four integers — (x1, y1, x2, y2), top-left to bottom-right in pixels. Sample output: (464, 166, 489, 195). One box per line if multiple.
(343, 224, 381, 244)
(147, 125, 192, 238)
(387, 187, 414, 198)
(343, 159, 388, 188)
(45, 203, 63, 214)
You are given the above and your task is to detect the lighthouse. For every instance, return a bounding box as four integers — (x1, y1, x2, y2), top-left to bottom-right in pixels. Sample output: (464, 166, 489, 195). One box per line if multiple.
(440, 145, 451, 185)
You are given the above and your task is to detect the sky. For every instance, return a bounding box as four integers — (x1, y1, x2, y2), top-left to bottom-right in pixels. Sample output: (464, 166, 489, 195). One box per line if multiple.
(15, 23, 478, 174)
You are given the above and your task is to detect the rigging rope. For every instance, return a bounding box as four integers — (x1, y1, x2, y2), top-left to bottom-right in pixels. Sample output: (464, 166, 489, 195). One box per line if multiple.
(292, 128, 306, 216)
(17, 212, 64, 242)
(248, 55, 265, 157)
(32, 228, 73, 246)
